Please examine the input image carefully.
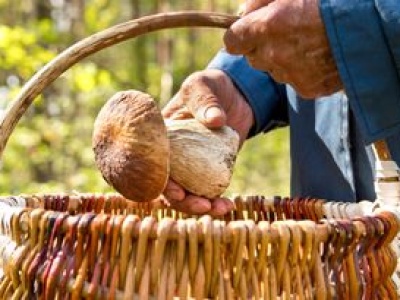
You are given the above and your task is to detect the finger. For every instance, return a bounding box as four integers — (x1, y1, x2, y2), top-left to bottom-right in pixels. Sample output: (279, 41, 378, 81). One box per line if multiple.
(168, 194, 212, 215)
(162, 94, 193, 120)
(292, 72, 343, 99)
(224, 14, 259, 55)
(208, 198, 235, 217)
(161, 93, 183, 118)
(243, 0, 275, 15)
(181, 74, 227, 128)
(169, 107, 193, 120)
(163, 180, 185, 202)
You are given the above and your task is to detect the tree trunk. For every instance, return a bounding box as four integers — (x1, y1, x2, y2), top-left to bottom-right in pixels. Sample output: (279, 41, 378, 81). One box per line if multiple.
(70, 0, 85, 40)
(208, 0, 216, 11)
(131, 0, 148, 90)
(186, 0, 197, 72)
(158, 0, 173, 105)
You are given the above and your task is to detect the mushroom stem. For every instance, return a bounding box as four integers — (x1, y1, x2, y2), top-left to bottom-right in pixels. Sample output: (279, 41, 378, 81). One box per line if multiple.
(0, 12, 238, 158)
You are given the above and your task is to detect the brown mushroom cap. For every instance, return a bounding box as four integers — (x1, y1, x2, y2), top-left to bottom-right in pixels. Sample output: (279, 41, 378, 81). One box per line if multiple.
(92, 90, 169, 202)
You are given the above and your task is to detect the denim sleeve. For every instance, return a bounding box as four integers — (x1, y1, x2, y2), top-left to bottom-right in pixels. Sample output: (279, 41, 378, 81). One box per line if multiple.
(207, 50, 288, 137)
(320, 0, 400, 144)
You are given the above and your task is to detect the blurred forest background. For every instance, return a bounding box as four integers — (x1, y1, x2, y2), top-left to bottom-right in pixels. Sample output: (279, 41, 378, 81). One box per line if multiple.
(0, 0, 290, 198)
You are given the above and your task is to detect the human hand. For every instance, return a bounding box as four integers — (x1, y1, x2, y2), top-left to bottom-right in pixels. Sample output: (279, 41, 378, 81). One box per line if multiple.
(224, 0, 343, 98)
(161, 69, 254, 216)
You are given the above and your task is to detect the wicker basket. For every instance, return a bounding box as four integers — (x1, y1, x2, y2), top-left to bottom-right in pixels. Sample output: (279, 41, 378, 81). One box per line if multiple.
(0, 194, 398, 299)
(0, 11, 399, 299)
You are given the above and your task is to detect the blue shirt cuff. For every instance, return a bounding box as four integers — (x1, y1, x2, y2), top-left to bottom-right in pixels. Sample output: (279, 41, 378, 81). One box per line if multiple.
(320, 0, 400, 144)
(207, 50, 288, 137)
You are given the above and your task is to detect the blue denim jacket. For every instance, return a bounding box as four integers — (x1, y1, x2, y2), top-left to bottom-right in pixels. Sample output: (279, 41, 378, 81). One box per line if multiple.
(208, 0, 400, 203)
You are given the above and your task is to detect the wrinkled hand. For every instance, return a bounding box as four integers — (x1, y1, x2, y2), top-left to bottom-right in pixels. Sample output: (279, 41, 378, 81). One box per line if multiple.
(225, 0, 343, 98)
(161, 69, 254, 216)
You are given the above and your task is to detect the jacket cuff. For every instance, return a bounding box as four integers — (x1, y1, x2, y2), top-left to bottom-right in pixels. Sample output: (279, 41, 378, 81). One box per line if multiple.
(207, 50, 287, 137)
(320, 0, 400, 143)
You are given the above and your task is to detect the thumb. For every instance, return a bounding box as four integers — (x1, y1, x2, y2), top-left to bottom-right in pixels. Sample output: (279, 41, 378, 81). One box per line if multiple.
(242, 0, 275, 15)
(186, 93, 227, 129)
(180, 74, 227, 128)
(199, 105, 226, 128)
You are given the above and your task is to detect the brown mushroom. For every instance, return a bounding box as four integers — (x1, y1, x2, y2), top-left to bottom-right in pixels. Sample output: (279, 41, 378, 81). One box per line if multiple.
(92, 90, 169, 202)
(93, 90, 239, 202)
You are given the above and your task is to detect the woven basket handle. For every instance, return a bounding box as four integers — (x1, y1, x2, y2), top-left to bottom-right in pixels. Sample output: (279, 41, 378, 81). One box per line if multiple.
(0, 11, 392, 162)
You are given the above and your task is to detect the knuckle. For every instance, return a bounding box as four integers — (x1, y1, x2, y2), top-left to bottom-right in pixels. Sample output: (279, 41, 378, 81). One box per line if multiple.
(223, 33, 235, 52)
(182, 70, 226, 94)
(223, 29, 242, 54)
(180, 74, 218, 113)
(181, 70, 223, 90)
(181, 71, 205, 90)
(180, 72, 207, 103)
(191, 94, 218, 114)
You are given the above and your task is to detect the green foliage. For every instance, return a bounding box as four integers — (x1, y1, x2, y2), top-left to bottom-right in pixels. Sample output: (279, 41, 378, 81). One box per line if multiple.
(0, 26, 55, 78)
(227, 129, 290, 197)
(0, 0, 290, 198)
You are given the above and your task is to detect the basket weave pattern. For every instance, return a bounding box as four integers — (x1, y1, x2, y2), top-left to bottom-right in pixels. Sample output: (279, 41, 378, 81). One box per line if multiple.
(0, 194, 398, 299)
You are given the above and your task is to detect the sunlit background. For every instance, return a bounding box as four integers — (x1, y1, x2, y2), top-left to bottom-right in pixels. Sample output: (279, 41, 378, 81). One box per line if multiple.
(0, 0, 290, 198)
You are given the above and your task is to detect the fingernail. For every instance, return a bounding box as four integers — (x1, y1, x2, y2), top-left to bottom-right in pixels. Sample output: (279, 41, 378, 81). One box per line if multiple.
(204, 106, 221, 120)
(203, 106, 225, 127)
